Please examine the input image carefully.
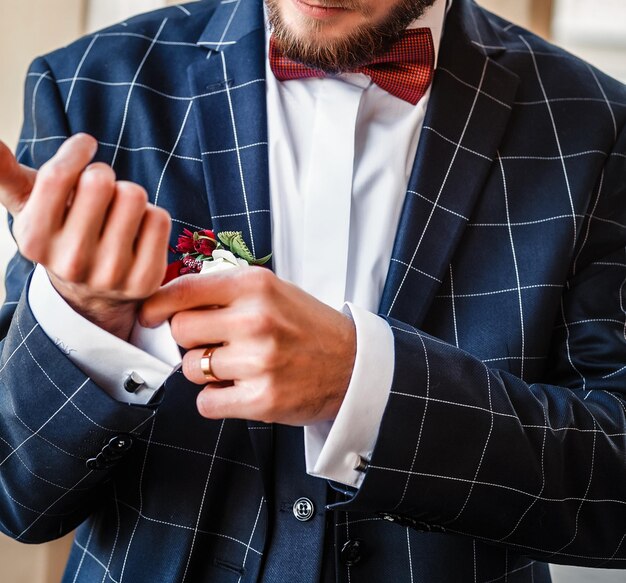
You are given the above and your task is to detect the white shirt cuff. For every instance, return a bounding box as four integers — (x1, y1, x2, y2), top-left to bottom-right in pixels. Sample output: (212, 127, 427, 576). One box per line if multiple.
(28, 264, 182, 404)
(304, 302, 395, 488)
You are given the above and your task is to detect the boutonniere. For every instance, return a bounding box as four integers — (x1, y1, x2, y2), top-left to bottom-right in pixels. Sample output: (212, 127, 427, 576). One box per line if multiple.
(163, 228, 272, 285)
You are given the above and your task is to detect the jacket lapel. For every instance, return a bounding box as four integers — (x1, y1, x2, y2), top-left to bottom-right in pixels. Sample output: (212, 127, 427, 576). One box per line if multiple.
(187, 0, 275, 495)
(187, 0, 272, 264)
(379, 0, 520, 326)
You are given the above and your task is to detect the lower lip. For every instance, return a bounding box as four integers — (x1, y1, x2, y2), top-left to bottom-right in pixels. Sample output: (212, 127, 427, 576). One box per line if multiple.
(291, 0, 349, 19)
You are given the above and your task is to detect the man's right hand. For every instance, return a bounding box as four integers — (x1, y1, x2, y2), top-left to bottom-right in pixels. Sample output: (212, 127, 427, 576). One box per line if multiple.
(0, 134, 171, 340)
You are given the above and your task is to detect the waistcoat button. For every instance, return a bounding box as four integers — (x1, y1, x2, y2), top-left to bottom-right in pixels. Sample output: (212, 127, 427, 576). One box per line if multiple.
(292, 497, 315, 522)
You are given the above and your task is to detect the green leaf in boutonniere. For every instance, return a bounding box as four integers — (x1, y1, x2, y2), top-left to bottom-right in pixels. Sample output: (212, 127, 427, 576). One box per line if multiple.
(217, 231, 272, 266)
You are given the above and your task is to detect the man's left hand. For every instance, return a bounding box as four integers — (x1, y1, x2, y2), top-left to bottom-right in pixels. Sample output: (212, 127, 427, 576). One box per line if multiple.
(140, 268, 356, 425)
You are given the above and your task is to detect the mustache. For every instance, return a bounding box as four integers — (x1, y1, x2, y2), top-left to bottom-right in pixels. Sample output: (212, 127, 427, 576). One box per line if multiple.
(298, 0, 365, 10)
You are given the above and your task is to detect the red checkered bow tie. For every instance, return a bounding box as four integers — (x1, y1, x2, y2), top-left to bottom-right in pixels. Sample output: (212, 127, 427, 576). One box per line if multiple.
(269, 28, 435, 105)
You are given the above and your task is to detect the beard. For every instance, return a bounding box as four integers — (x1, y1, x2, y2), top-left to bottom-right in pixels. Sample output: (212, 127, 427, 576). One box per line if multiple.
(265, 0, 437, 72)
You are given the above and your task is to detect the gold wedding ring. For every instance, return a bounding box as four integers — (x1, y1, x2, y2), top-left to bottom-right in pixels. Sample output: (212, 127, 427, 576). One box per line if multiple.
(200, 347, 220, 382)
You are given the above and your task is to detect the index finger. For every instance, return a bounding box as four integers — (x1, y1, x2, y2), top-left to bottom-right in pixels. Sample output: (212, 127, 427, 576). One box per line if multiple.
(140, 267, 259, 328)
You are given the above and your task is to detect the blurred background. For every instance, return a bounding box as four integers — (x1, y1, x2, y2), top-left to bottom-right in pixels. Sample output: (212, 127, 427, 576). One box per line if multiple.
(0, 1, 625, 581)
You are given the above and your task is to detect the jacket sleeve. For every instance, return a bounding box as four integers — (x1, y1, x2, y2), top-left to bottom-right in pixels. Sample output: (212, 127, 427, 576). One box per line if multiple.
(335, 123, 626, 568)
(0, 57, 156, 544)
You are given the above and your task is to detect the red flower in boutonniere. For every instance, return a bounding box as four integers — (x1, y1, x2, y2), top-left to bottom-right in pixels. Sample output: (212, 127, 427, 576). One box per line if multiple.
(163, 229, 271, 285)
(175, 228, 217, 255)
(174, 229, 196, 253)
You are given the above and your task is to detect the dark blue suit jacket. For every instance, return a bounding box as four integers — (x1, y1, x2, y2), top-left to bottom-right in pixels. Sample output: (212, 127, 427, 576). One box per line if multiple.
(1, 1, 626, 581)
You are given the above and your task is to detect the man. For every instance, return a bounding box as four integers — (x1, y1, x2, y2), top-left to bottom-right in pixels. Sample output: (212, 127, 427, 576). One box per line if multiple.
(0, 0, 625, 581)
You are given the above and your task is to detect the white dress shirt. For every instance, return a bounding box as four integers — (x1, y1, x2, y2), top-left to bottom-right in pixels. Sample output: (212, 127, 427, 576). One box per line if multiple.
(28, 0, 448, 488)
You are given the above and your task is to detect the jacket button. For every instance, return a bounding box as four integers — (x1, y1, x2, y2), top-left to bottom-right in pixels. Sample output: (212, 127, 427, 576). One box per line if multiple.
(99, 436, 133, 462)
(86, 453, 111, 471)
(87, 435, 134, 470)
(101, 443, 124, 462)
(107, 435, 133, 453)
(86, 457, 100, 470)
(341, 539, 364, 567)
(292, 497, 315, 522)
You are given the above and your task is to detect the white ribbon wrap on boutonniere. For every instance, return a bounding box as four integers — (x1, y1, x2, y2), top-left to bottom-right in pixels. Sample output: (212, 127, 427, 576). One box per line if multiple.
(200, 249, 250, 275)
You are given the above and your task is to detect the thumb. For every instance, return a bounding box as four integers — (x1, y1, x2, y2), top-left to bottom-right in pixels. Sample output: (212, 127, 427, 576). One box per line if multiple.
(0, 141, 37, 215)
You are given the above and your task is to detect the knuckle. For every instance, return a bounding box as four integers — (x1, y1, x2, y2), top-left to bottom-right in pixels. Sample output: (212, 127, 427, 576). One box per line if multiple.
(79, 163, 115, 189)
(246, 351, 266, 375)
(248, 267, 275, 294)
(244, 309, 273, 336)
(248, 340, 279, 375)
(116, 181, 148, 206)
(38, 162, 73, 188)
(87, 161, 115, 176)
(260, 340, 281, 372)
(265, 337, 282, 367)
(150, 205, 171, 223)
(145, 206, 172, 234)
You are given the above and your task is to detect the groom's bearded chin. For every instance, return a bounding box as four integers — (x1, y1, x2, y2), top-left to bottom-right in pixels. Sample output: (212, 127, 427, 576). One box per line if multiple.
(265, 0, 437, 73)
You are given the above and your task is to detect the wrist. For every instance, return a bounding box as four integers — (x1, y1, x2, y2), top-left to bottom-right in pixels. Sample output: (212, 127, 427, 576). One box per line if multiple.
(48, 273, 139, 341)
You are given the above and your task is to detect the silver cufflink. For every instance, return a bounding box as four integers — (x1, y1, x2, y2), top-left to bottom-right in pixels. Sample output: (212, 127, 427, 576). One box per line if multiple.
(353, 455, 370, 473)
(124, 372, 145, 393)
